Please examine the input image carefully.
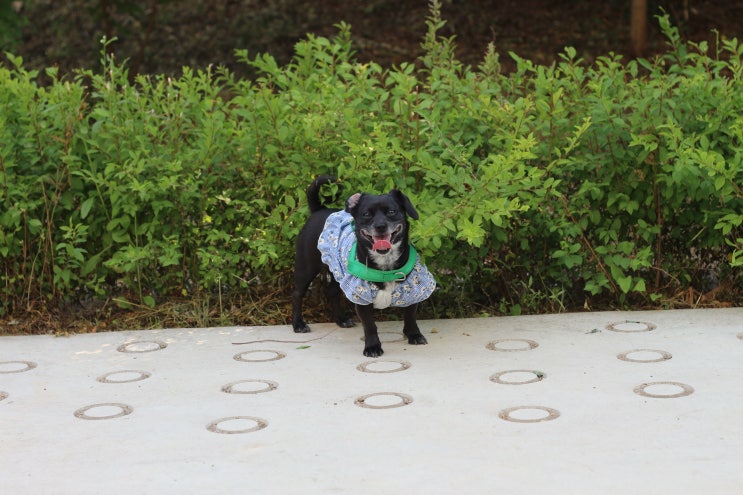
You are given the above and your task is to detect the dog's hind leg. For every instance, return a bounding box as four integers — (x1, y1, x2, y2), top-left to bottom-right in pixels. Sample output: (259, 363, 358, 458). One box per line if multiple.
(292, 266, 319, 333)
(402, 303, 428, 345)
(291, 279, 312, 333)
(325, 278, 355, 328)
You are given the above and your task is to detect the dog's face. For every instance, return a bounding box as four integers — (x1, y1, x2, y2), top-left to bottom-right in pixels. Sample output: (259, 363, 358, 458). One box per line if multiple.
(346, 190, 419, 269)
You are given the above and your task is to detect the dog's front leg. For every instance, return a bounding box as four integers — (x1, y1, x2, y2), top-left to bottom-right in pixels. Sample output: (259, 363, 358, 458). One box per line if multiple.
(355, 303, 383, 357)
(402, 303, 428, 345)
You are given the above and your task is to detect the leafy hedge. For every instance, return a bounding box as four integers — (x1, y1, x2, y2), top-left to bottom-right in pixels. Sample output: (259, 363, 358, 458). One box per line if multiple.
(1, 10, 741, 319)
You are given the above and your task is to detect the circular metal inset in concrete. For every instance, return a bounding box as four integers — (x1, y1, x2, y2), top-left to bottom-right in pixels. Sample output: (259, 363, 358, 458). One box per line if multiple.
(617, 349, 672, 363)
(359, 332, 405, 343)
(486, 339, 539, 352)
(97, 370, 152, 384)
(606, 321, 657, 333)
(0, 391, 8, 401)
(357, 360, 411, 374)
(355, 392, 413, 409)
(499, 406, 560, 423)
(221, 379, 278, 395)
(633, 381, 694, 399)
(0, 360, 37, 373)
(207, 416, 268, 434)
(117, 340, 167, 353)
(490, 370, 545, 385)
(74, 403, 133, 420)
(233, 350, 286, 362)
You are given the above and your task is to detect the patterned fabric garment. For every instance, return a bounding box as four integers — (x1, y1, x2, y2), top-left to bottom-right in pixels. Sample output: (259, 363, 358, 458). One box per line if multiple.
(318, 211, 436, 308)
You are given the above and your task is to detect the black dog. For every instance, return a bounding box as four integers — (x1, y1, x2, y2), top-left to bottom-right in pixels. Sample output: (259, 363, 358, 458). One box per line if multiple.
(292, 175, 435, 357)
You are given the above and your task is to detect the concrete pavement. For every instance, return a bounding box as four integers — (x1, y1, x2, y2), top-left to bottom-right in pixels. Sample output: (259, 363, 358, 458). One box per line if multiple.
(1, 308, 741, 494)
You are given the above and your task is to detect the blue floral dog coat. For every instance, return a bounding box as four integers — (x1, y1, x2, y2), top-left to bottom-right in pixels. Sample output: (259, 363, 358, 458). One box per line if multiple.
(317, 211, 436, 308)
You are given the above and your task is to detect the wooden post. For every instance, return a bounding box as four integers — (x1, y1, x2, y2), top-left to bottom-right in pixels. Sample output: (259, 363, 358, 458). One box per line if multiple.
(630, 0, 648, 57)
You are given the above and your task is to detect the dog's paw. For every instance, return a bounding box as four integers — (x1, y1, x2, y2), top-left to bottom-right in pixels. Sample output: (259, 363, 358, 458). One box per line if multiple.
(363, 343, 384, 357)
(293, 323, 311, 333)
(337, 317, 356, 328)
(407, 333, 428, 345)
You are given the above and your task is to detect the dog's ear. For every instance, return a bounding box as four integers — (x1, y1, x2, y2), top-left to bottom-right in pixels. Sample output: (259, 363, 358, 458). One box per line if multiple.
(345, 193, 363, 214)
(390, 190, 418, 220)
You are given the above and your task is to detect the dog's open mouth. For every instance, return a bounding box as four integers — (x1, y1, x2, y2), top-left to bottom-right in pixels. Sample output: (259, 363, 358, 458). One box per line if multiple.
(361, 225, 402, 254)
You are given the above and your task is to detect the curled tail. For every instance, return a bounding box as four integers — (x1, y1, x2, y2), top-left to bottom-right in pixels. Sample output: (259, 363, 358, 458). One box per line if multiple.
(306, 174, 341, 213)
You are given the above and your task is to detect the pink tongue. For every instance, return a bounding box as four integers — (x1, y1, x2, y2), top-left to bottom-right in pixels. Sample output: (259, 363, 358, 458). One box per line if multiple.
(372, 240, 392, 251)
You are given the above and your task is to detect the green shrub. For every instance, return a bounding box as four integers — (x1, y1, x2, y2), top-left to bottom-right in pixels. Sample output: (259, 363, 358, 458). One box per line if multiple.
(0, 9, 740, 321)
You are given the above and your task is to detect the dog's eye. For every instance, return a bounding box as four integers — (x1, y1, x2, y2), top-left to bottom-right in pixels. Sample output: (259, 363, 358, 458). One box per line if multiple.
(387, 209, 397, 216)
(361, 210, 372, 218)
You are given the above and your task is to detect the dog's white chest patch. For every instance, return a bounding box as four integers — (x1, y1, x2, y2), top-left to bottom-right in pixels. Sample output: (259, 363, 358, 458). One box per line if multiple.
(373, 282, 395, 309)
(368, 244, 402, 271)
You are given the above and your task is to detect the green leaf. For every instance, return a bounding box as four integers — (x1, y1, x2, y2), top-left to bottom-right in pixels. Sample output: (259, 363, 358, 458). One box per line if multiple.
(80, 197, 95, 219)
(617, 275, 633, 293)
(714, 176, 726, 192)
(81, 253, 103, 276)
(111, 230, 130, 243)
(27, 218, 43, 234)
(114, 298, 133, 309)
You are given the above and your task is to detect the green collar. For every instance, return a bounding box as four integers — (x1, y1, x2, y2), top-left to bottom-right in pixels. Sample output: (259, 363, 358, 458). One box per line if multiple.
(347, 242, 418, 282)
